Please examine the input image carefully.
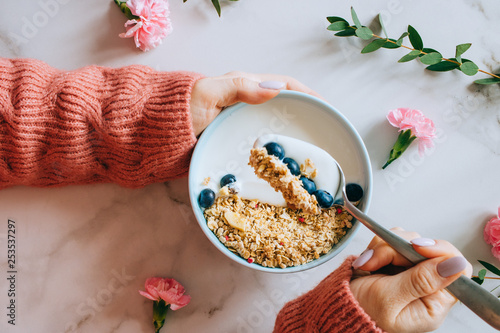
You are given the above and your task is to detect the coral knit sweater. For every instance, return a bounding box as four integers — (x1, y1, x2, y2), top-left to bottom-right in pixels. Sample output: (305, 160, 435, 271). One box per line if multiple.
(274, 256, 385, 333)
(1, 58, 384, 332)
(0, 57, 203, 188)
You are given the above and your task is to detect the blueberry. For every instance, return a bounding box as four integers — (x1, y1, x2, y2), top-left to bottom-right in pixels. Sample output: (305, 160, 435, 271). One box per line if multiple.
(264, 142, 285, 160)
(333, 198, 344, 206)
(313, 190, 334, 208)
(220, 174, 236, 187)
(300, 176, 316, 194)
(198, 189, 215, 208)
(283, 157, 301, 176)
(346, 183, 364, 202)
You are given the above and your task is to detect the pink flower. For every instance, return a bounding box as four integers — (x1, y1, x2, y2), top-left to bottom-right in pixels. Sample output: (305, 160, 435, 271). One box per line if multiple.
(119, 0, 172, 52)
(387, 108, 436, 155)
(139, 277, 191, 310)
(492, 246, 500, 261)
(484, 207, 500, 260)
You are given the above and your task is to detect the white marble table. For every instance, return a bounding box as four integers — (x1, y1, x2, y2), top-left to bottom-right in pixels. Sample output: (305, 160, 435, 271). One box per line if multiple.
(1, 0, 500, 332)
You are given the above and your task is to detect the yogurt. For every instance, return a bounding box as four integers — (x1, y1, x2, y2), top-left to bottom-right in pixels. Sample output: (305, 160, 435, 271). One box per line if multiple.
(234, 134, 341, 206)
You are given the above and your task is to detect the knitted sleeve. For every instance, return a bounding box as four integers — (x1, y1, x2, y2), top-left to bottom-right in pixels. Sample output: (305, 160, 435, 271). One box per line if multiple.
(0, 58, 204, 189)
(273, 256, 385, 333)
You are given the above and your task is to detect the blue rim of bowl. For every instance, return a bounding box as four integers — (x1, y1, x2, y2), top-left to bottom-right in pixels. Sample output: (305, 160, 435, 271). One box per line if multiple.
(189, 90, 372, 273)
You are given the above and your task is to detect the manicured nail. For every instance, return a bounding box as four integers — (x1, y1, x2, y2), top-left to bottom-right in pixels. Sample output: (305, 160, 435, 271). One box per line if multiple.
(410, 238, 436, 247)
(437, 256, 467, 278)
(352, 249, 374, 269)
(259, 81, 285, 90)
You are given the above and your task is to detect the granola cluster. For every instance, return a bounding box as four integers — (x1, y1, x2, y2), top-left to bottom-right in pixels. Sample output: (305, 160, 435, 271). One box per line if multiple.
(249, 148, 320, 215)
(204, 195, 352, 268)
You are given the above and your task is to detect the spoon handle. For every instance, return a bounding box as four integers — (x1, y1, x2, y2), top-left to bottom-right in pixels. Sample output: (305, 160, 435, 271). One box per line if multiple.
(343, 198, 500, 330)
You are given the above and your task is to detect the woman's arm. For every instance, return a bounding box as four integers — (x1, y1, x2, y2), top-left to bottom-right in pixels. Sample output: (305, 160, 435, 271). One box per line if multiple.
(0, 60, 319, 189)
(0, 58, 203, 188)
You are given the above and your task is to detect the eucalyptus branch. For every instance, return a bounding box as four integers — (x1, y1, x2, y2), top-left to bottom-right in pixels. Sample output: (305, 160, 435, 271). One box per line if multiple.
(326, 7, 500, 85)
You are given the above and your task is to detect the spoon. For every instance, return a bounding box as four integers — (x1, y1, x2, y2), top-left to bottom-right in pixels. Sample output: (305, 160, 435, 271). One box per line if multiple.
(256, 134, 500, 330)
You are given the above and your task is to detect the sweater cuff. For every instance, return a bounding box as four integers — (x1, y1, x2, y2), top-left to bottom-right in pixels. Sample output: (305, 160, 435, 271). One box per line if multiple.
(274, 256, 385, 333)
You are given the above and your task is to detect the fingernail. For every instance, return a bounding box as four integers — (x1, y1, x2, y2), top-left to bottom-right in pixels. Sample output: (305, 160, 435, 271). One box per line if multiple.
(437, 256, 467, 277)
(410, 238, 436, 247)
(259, 81, 285, 90)
(352, 249, 374, 269)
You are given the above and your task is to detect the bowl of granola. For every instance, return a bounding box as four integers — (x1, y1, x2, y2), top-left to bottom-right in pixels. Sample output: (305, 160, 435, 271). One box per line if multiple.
(188, 91, 372, 273)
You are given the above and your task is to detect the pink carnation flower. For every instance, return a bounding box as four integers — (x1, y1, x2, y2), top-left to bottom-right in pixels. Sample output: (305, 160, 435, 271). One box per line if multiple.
(139, 277, 191, 310)
(387, 108, 436, 155)
(119, 0, 172, 52)
(484, 207, 500, 260)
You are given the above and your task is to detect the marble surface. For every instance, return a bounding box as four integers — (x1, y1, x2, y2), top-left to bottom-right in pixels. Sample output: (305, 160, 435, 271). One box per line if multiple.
(1, 0, 500, 332)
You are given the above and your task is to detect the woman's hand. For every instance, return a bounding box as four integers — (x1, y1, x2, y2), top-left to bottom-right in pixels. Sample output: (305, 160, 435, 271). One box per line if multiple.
(189, 71, 321, 136)
(350, 228, 472, 333)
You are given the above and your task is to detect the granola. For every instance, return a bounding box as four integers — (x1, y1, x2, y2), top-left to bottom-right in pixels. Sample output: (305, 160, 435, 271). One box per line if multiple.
(204, 195, 352, 268)
(300, 158, 317, 179)
(249, 148, 320, 215)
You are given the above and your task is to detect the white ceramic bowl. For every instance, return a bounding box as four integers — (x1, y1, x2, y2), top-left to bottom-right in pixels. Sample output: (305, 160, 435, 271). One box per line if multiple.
(189, 91, 372, 273)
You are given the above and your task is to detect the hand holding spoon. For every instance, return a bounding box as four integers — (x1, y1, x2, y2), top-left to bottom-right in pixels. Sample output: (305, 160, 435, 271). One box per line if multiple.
(256, 134, 500, 330)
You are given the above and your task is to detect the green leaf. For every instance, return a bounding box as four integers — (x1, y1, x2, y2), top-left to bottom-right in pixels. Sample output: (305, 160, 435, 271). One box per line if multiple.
(472, 268, 486, 285)
(471, 277, 483, 285)
(426, 59, 460, 72)
(327, 21, 349, 31)
(398, 50, 421, 63)
(327, 16, 348, 24)
(479, 268, 487, 280)
(381, 39, 401, 49)
(455, 43, 472, 63)
(460, 61, 479, 76)
(479, 260, 500, 277)
(420, 48, 439, 56)
(211, 0, 221, 16)
(407, 25, 423, 50)
(419, 52, 442, 65)
(335, 28, 356, 37)
(474, 77, 500, 85)
(351, 7, 362, 29)
(456, 43, 472, 59)
(379, 14, 388, 38)
(361, 39, 387, 53)
(396, 32, 408, 46)
(355, 27, 374, 40)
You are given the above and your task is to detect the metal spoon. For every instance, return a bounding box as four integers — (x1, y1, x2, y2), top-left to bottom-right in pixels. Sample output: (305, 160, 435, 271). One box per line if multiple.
(331, 152, 500, 330)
